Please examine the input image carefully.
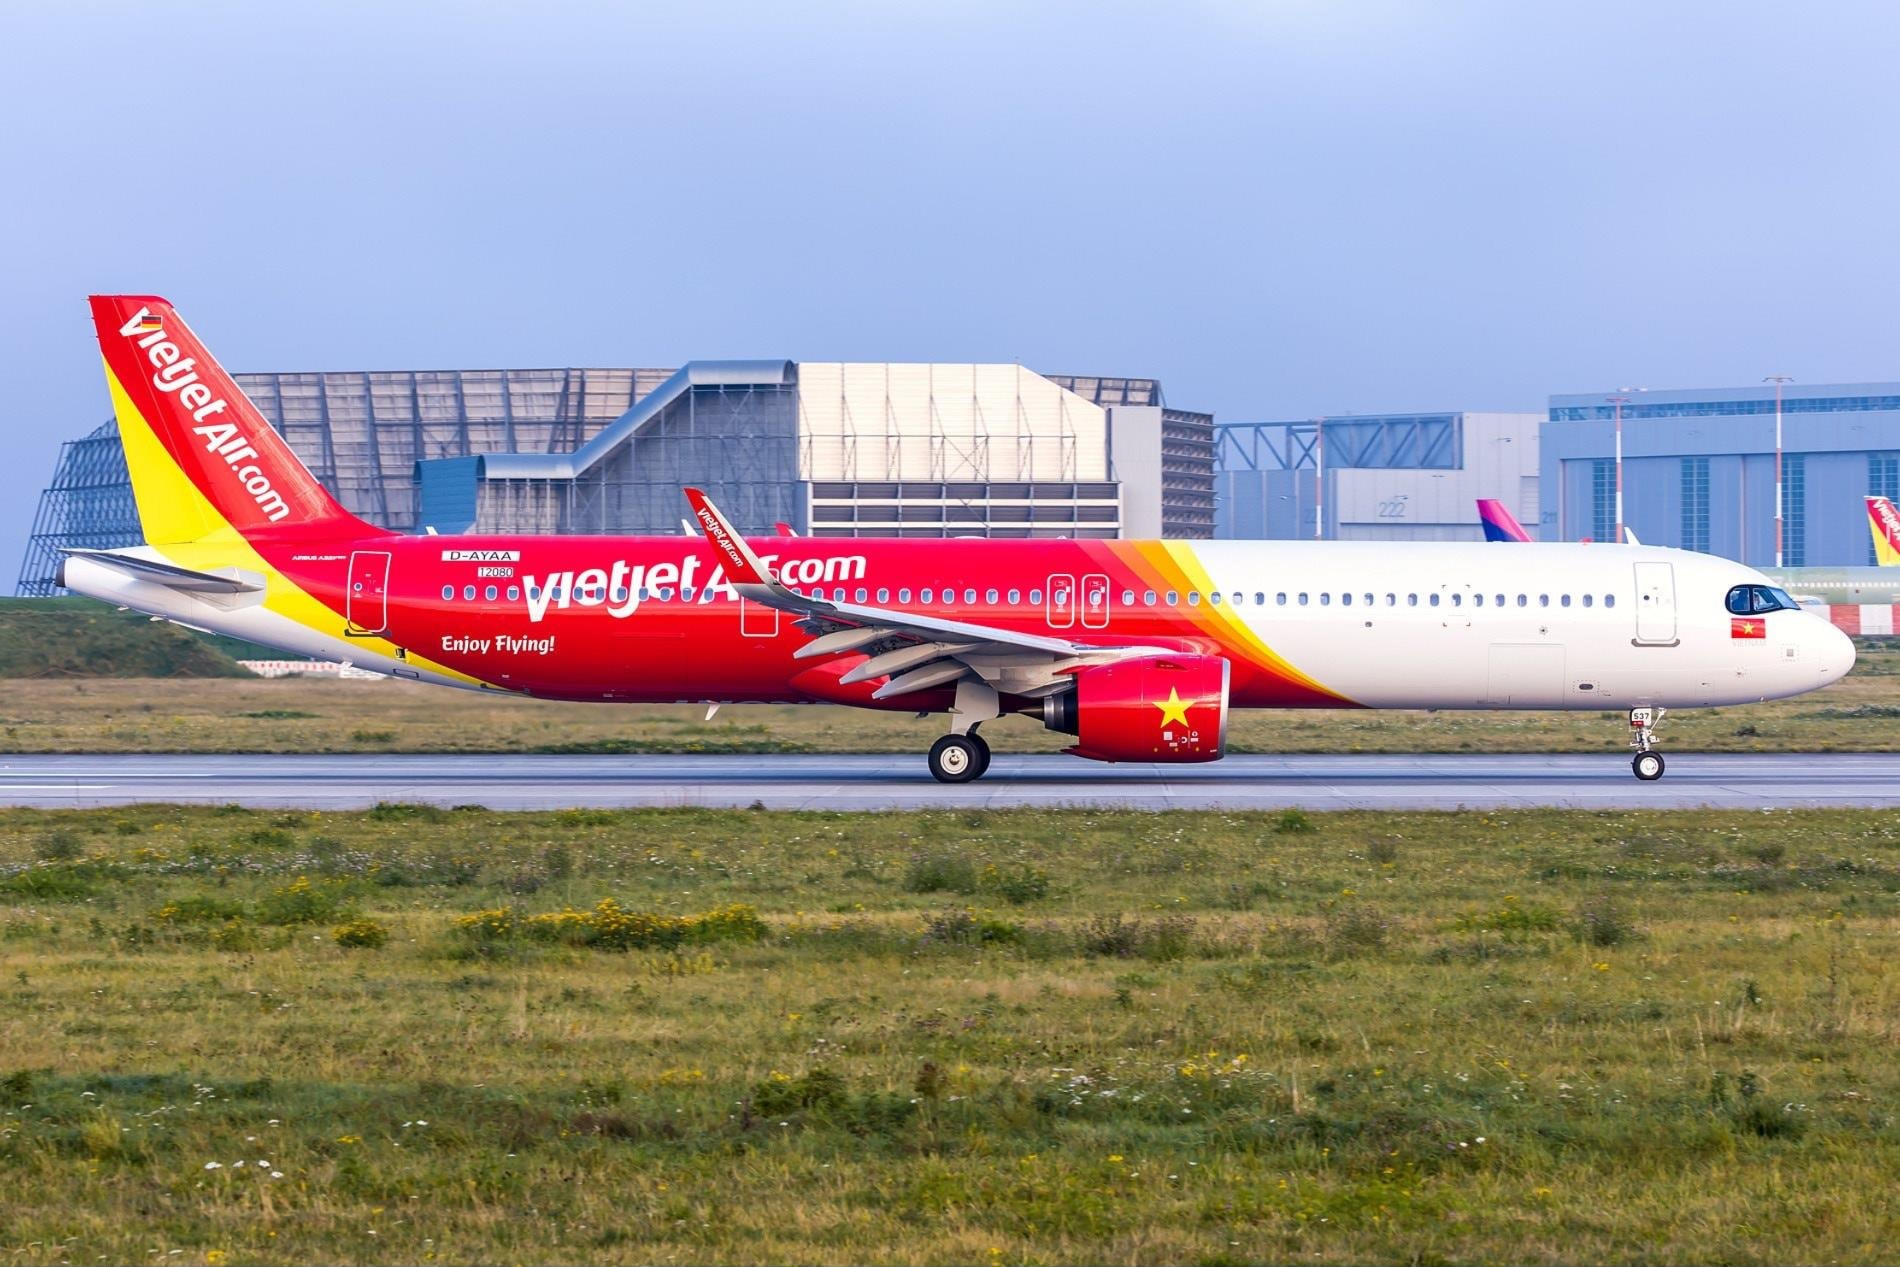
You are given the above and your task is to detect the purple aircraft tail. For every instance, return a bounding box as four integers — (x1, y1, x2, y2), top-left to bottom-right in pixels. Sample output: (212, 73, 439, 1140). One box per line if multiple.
(1477, 498, 1533, 543)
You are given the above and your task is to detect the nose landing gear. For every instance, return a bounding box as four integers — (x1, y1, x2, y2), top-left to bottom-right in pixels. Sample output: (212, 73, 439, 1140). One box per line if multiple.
(1628, 707, 1666, 780)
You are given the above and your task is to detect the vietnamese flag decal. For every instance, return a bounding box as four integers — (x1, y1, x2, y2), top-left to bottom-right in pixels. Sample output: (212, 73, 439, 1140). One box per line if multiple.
(1731, 617, 1766, 639)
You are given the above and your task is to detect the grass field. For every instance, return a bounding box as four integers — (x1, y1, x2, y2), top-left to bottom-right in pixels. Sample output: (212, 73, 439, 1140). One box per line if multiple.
(1, 644, 1896, 755)
(0, 805, 1894, 1263)
(0, 599, 253, 679)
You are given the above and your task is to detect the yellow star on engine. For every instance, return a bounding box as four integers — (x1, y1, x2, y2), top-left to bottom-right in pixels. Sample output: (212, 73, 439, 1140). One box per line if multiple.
(1154, 686, 1193, 729)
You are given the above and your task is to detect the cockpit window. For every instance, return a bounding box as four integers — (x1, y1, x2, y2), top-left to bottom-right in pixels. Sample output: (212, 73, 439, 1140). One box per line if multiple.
(1726, 584, 1798, 616)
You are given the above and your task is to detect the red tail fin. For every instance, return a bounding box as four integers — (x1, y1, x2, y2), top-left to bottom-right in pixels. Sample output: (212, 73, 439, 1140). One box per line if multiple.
(1869, 496, 1900, 567)
(88, 295, 373, 543)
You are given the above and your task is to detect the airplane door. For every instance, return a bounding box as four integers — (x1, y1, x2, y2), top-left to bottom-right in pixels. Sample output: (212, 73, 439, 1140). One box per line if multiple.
(1080, 572, 1111, 629)
(346, 550, 390, 635)
(1632, 562, 1677, 645)
(1046, 574, 1076, 629)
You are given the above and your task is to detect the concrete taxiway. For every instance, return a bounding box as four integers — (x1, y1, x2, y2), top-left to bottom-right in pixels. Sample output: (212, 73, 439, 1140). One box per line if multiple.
(1, 752, 1897, 811)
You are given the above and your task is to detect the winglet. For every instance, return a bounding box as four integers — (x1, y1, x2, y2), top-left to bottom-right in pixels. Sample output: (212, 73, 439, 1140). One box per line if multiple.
(1868, 495, 1900, 566)
(684, 487, 770, 585)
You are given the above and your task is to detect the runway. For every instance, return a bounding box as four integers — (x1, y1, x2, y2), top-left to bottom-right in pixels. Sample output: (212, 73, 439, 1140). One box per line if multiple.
(1, 752, 1897, 811)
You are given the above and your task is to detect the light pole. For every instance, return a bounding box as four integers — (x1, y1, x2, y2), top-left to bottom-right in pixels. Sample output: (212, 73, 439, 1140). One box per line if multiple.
(1607, 396, 1629, 544)
(1765, 376, 1792, 566)
(1312, 417, 1326, 541)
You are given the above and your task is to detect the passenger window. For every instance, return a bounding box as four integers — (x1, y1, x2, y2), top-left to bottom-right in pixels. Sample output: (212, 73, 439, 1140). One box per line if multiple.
(1385, 593, 1396, 606)
(1517, 594, 1527, 607)
(1299, 592, 1309, 606)
(1188, 592, 1202, 606)
(1209, 592, 1221, 606)
(1538, 594, 1549, 607)
(964, 588, 977, 604)
(1341, 592, 1352, 606)
(1276, 592, 1287, 605)
(1320, 593, 1331, 606)
(484, 585, 498, 601)
(1120, 589, 1134, 605)
(1364, 593, 1374, 606)
(639, 587, 651, 601)
(985, 588, 999, 604)
(921, 587, 934, 603)
(877, 587, 890, 603)
(1561, 594, 1571, 607)
(441, 585, 454, 601)
(1234, 593, 1245, 607)
(855, 587, 868, 602)
(1030, 588, 1044, 604)
(1256, 592, 1267, 606)
(1452, 594, 1463, 607)
(1495, 595, 1505, 607)
(1168, 591, 1180, 605)
(681, 587, 695, 602)
(1474, 593, 1484, 607)
(1604, 594, 1616, 608)
(1012, 589, 1025, 605)
(1407, 594, 1418, 606)
(1429, 593, 1440, 607)
(1143, 590, 1156, 606)
(1583, 594, 1594, 607)
(463, 585, 476, 601)
(898, 587, 912, 603)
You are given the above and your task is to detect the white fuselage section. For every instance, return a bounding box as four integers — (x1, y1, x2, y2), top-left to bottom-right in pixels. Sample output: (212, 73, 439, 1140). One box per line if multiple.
(1178, 542, 1854, 709)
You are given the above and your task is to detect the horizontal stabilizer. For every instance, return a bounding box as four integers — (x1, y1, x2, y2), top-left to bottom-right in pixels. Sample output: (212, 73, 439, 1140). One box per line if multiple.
(59, 549, 264, 594)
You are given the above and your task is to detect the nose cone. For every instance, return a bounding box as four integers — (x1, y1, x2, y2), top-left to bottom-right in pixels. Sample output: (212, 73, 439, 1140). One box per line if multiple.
(1815, 619, 1856, 686)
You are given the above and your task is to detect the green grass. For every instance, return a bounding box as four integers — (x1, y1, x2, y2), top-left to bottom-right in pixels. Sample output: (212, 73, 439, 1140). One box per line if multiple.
(0, 598, 255, 678)
(0, 805, 1894, 1263)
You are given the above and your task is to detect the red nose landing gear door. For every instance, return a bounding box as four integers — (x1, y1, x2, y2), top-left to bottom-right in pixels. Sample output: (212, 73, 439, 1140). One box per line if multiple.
(346, 550, 390, 636)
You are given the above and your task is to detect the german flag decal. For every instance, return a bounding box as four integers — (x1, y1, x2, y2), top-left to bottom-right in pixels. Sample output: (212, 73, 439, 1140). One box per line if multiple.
(1731, 616, 1766, 639)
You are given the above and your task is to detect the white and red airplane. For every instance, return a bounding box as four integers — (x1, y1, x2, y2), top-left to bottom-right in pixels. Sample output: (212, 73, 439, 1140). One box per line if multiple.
(61, 296, 1854, 783)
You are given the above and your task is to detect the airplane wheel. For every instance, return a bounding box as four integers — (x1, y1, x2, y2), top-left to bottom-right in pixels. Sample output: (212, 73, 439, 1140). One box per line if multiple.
(1632, 751, 1665, 781)
(928, 735, 983, 784)
(970, 732, 992, 779)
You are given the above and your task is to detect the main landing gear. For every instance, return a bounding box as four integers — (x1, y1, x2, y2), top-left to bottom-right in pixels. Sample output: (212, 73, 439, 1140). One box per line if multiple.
(927, 679, 1000, 783)
(1628, 707, 1667, 781)
(927, 731, 991, 783)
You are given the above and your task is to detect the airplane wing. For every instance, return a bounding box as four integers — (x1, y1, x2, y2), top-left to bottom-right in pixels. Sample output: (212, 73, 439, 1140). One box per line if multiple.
(684, 488, 1168, 699)
(59, 548, 265, 595)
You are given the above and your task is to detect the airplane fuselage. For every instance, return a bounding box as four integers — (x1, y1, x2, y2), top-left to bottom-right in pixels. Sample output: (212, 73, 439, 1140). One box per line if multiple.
(66, 534, 1853, 712)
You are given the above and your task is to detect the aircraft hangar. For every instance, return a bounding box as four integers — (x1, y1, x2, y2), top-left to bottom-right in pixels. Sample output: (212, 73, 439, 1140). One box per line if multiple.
(15, 362, 1214, 595)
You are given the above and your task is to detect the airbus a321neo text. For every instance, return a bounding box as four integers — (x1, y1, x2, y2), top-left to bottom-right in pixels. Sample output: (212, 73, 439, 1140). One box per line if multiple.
(61, 296, 1855, 783)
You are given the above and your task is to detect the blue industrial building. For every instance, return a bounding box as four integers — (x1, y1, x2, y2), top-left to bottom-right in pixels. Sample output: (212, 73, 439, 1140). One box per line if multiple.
(1542, 384, 1900, 565)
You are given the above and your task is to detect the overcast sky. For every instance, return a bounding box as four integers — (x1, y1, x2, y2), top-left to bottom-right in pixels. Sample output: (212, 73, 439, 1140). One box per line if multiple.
(4, 1, 1899, 565)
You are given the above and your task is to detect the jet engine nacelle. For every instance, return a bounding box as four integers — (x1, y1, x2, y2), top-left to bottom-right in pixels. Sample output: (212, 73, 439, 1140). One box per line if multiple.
(1042, 654, 1230, 763)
